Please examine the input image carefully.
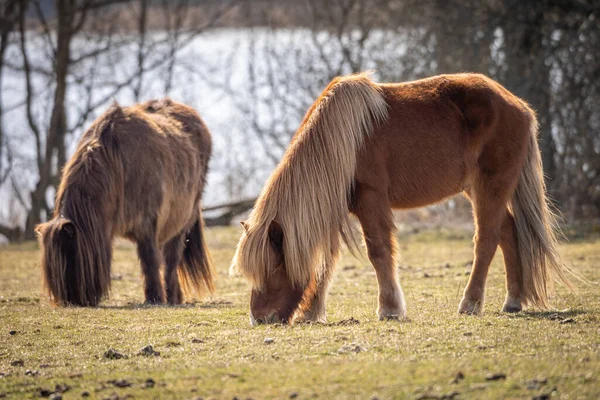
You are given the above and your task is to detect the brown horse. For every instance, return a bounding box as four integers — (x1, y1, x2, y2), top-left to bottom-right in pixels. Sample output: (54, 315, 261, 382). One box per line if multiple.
(231, 72, 575, 325)
(37, 99, 215, 306)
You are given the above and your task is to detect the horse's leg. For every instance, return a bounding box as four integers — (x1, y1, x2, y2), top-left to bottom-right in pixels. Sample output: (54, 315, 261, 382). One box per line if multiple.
(354, 189, 406, 320)
(499, 212, 523, 312)
(459, 191, 510, 315)
(295, 237, 340, 323)
(137, 237, 165, 304)
(163, 233, 185, 305)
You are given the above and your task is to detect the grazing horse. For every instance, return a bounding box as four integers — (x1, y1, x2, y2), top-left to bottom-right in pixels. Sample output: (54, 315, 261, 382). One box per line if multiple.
(37, 99, 215, 306)
(231, 72, 574, 325)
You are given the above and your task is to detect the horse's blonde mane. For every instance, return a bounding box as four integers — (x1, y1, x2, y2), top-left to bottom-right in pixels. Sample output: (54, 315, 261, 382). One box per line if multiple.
(231, 72, 388, 289)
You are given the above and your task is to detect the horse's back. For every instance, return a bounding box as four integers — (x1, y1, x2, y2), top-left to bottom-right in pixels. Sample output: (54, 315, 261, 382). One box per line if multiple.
(135, 98, 212, 156)
(356, 74, 532, 209)
(95, 99, 211, 243)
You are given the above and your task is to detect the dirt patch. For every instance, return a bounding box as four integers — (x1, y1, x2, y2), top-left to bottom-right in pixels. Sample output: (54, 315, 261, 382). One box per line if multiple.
(138, 345, 160, 357)
(104, 349, 128, 360)
(108, 379, 131, 388)
(338, 343, 367, 354)
(333, 317, 360, 326)
(485, 373, 506, 381)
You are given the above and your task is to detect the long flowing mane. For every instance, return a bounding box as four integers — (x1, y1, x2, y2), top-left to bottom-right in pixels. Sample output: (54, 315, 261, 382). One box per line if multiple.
(232, 73, 388, 288)
(39, 105, 123, 306)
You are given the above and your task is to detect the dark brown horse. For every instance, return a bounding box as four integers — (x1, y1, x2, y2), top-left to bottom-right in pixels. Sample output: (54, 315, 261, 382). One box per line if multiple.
(231, 72, 574, 325)
(37, 99, 215, 306)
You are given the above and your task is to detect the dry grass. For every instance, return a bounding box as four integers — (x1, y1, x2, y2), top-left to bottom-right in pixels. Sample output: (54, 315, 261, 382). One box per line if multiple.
(0, 226, 598, 399)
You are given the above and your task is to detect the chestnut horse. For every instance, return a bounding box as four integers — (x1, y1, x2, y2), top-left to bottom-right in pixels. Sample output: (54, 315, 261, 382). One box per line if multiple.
(231, 72, 574, 325)
(37, 99, 215, 306)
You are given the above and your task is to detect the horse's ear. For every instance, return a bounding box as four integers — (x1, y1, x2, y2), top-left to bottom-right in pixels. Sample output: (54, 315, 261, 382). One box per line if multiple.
(34, 224, 45, 238)
(268, 220, 284, 252)
(240, 221, 249, 232)
(60, 220, 75, 239)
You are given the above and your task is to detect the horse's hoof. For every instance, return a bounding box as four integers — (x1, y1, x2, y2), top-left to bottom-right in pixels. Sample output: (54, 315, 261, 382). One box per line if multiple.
(377, 292, 407, 321)
(144, 296, 165, 305)
(251, 313, 282, 325)
(166, 290, 182, 305)
(458, 297, 483, 315)
(502, 305, 522, 313)
(377, 306, 407, 321)
(378, 314, 410, 322)
(502, 295, 522, 313)
(166, 295, 183, 306)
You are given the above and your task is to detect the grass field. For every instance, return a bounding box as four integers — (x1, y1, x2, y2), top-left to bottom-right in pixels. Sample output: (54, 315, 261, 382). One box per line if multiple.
(0, 226, 599, 399)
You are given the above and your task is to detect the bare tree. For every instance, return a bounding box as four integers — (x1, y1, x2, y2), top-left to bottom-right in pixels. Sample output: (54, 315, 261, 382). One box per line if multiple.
(0, 0, 21, 187)
(195, 0, 600, 221)
(1, 0, 598, 237)
(0, 0, 236, 239)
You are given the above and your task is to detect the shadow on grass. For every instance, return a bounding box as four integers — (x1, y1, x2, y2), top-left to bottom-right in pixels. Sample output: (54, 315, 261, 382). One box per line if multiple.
(504, 309, 588, 320)
(97, 299, 234, 310)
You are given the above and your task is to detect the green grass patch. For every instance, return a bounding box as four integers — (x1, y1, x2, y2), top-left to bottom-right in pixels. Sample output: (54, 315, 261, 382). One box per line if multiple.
(0, 226, 598, 399)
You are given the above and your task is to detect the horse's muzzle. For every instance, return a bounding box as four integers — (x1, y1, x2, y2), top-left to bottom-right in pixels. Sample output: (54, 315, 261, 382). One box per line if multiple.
(249, 312, 281, 326)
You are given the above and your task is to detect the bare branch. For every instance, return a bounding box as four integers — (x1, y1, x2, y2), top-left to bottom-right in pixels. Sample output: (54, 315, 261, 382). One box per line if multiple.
(18, 3, 43, 173)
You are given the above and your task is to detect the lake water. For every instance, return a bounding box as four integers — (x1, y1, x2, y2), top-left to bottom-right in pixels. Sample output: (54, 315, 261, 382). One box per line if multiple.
(1, 27, 409, 225)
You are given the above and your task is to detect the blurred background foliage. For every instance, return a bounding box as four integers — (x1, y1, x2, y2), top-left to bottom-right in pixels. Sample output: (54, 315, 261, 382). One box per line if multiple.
(0, 0, 598, 240)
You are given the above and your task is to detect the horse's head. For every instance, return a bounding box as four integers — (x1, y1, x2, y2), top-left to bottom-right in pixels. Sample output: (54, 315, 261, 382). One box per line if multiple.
(36, 217, 79, 305)
(233, 220, 305, 325)
(37, 213, 111, 307)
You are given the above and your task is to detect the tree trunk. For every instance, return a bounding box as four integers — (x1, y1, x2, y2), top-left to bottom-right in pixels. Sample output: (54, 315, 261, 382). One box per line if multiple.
(25, 0, 75, 239)
(501, 2, 556, 194)
(0, 0, 21, 175)
(431, 1, 495, 75)
(518, 14, 556, 189)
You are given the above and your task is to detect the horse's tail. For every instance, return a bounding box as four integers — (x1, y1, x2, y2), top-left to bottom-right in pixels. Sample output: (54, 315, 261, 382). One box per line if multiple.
(37, 215, 112, 307)
(509, 113, 575, 308)
(178, 212, 215, 297)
